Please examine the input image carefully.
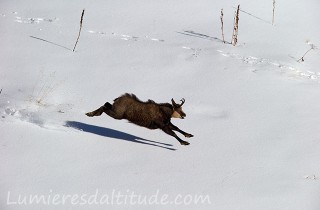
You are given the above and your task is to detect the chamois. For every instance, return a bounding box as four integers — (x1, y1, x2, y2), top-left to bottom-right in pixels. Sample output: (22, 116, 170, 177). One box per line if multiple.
(85, 93, 193, 145)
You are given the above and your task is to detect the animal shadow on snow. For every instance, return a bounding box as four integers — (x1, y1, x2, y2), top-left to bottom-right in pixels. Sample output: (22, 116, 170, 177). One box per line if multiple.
(65, 121, 176, 151)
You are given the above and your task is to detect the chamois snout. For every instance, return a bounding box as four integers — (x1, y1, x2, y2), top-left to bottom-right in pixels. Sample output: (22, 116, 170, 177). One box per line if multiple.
(179, 111, 186, 119)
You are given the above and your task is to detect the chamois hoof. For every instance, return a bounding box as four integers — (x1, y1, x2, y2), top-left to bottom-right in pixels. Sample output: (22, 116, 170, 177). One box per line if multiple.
(180, 141, 190, 145)
(184, 133, 194, 138)
(85, 112, 94, 117)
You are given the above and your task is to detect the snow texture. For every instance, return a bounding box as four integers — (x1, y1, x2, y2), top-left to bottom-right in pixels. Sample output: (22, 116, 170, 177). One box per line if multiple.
(1, 0, 320, 209)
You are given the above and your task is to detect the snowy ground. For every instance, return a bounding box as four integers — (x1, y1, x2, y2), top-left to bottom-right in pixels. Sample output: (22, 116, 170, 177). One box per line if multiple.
(1, 0, 320, 209)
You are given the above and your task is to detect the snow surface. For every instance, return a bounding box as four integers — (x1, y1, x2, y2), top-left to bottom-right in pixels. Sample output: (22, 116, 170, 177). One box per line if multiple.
(1, 0, 320, 209)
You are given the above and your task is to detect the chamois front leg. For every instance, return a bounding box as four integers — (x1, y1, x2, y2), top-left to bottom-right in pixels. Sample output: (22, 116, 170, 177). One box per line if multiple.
(169, 122, 193, 138)
(162, 126, 190, 145)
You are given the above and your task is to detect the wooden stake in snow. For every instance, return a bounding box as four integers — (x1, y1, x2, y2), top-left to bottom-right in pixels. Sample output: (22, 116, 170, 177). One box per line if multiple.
(220, 9, 225, 43)
(231, 5, 240, 46)
(73, 9, 85, 52)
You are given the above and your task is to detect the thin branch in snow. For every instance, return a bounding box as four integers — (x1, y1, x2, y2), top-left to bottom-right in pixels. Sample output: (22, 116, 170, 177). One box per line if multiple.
(297, 42, 317, 62)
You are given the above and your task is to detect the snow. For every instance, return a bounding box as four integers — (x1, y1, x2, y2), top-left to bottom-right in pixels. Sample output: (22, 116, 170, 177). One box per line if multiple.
(1, 0, 320, 209)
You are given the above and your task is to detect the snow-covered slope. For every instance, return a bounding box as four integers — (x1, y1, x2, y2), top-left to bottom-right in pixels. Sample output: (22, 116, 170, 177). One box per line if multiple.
(1, 0, 320, 209)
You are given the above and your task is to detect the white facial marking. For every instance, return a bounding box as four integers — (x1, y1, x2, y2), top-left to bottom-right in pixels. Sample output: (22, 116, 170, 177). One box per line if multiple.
(172, 110, 182, 118)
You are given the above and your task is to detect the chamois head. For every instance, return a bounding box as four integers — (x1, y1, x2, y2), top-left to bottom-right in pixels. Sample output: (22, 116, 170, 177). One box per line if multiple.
(171, 98, 186, 119)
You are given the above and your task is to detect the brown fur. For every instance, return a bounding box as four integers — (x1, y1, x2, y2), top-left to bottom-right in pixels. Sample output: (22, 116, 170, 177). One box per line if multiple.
(86, 93, 193, 145)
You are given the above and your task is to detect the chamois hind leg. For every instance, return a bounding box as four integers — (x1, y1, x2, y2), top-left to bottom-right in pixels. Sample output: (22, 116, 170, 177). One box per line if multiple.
(86, 106, 104, 117)
(162, 126, 190, 145)
(169, 122, 194, 138)
(85, 102, 113, 117)
(102, 102, 124, 120)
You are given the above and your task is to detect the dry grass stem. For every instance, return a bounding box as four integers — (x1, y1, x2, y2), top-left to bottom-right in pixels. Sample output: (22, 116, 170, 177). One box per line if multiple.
(73, 9, 85, 52)
(220, 9, 225, 43)
(272, 0, 276, 25)
(297, 44, 316, 62)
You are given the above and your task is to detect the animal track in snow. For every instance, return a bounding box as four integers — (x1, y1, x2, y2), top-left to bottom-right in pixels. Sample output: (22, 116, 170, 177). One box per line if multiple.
(182, 46, 202, 58)
(0, 11, 57, 24)
(1, 11, 18, 17)
(304, 175, 318, 180)
(178, 30, 320, 82)
(217, 50, 320, 82)
(88, 30, 164, 42)
(144, 35, 164, 42)
(0, 70, 72, 130)
(15, 17, 58, 24)
(1, 97, 75, 130)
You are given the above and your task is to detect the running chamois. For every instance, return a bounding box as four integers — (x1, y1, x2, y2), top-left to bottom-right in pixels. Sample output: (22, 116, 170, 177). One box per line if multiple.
(85, 93, 193, 145)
